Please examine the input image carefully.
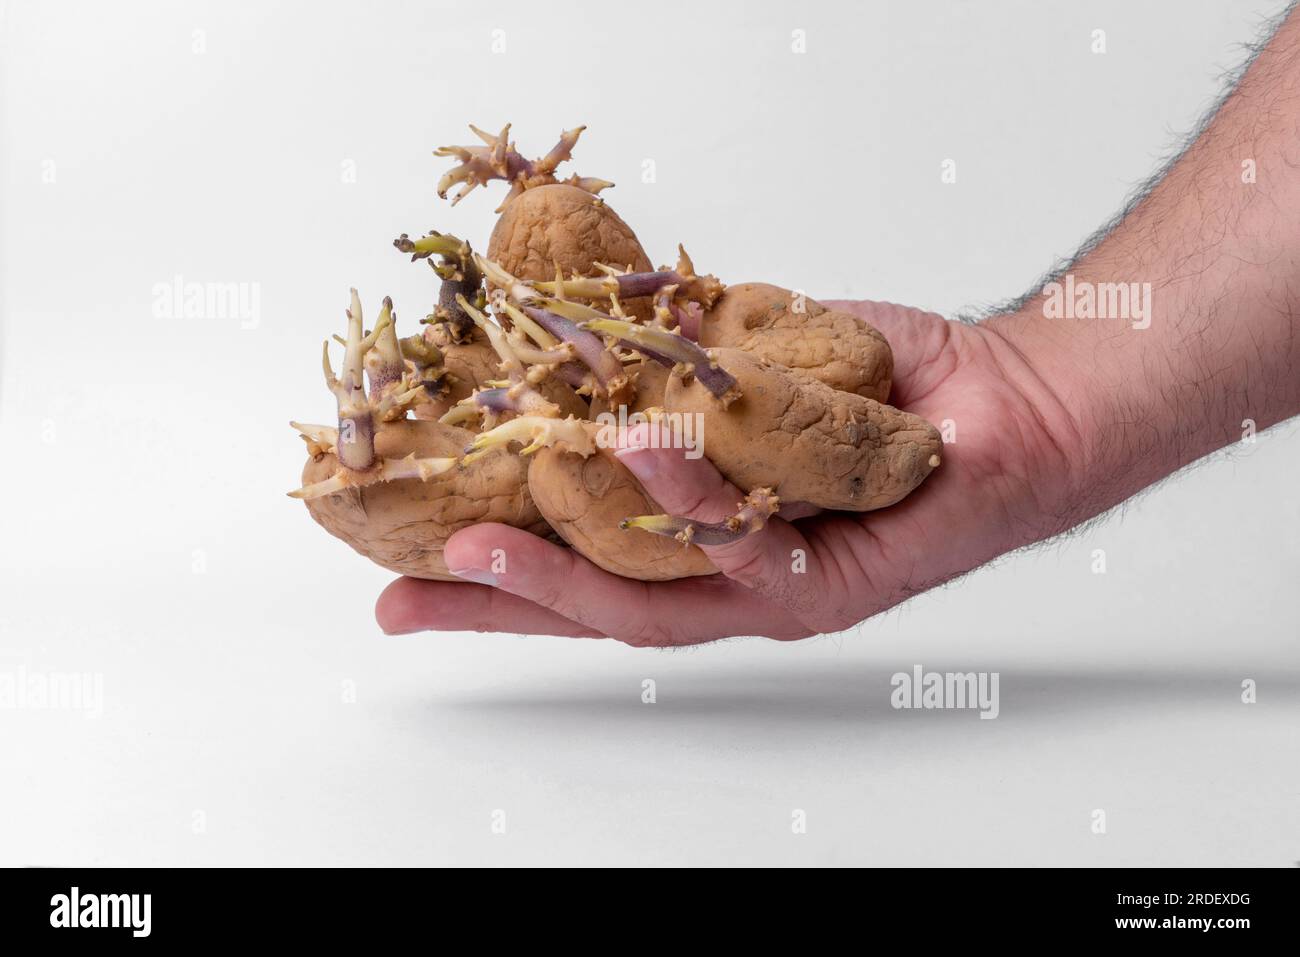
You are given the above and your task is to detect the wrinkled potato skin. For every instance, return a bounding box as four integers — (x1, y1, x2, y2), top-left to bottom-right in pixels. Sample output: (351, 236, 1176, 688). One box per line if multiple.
(664, 348, 941, 511)
(303, 420, 550, 581)
(415, 328, 587, 421)
(700, 283, 894, 403)
(528, 445, 716, 581)
(489, 184, 655, 321)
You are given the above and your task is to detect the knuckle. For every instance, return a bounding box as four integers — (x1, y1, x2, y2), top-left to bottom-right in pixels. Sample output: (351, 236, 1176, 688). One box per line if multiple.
(657, 470, 731, 521)
(660, 482, 715, 520)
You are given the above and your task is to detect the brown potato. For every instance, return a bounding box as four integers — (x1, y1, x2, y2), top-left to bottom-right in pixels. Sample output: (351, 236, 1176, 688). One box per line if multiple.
(699, 283, 893, 402)
(528, 444, 716, 581)
(488, 183, 654, 321)
(303, 419, 550, 581)
(663, 348, 941, 511)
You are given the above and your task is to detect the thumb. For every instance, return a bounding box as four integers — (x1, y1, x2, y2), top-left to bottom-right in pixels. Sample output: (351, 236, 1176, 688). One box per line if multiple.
(613, 422, 748, 527)
(613, 423, 845, 632)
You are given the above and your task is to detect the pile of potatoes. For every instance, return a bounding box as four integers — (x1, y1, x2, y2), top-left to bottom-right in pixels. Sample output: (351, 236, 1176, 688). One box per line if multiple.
(291, 125, 943, 582)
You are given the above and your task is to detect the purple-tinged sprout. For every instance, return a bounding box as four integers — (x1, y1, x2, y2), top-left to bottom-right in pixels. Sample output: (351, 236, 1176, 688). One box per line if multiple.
(671, 301, 703, 341)
(622, 342, 677, 368)
(621, 488, 780, 546)
(364, 296, 408, 405)
(394, 231, 483, 341)
(350, 297, 424, 423)
(532, 297, 607, 323)
(435, 275, 485, 342)
(543, 295, 690, 367)
(451, 294, 569, 422)
(579, 317, 740, 405)
(544, 300, 677, 364)
(434, 123, 613, 211)
(552, 361, 590, 391)
(322, 289, 387, 471)
(472, 388, 515, 413)
(475, 256, 625, 397)
(520, 305, 628, 400)
(398, 334, 447, 405)
(531, 126, 587, 177)
(287, 291, 451, 499)
(322, 293, 418, 447)
(469, 385, 560, 419)
(533, 246, 725, 309)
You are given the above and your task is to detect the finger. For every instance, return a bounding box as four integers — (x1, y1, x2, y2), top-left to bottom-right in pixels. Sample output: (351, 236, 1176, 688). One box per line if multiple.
(442, 522, 811, 645)
(777, 500, 822, 521)
(614, 423, 854, 633)
(375, 576, 601, 638)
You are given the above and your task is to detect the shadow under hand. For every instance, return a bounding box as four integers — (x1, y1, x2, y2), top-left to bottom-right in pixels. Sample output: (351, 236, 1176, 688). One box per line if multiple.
(410, 663, 1296, 729)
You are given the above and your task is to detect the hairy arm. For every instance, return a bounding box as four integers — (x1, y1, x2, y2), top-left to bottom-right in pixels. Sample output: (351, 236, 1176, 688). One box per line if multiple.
(377, 11, 1300, 645)
(989, 8, 1300, 530)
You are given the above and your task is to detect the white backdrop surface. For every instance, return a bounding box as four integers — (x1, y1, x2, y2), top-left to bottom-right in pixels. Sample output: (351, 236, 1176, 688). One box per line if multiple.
(1, 0, 1296, 866)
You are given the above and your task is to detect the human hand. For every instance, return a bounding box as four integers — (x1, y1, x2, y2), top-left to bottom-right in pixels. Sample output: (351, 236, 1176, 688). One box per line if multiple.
(375, 301, 1084, 645)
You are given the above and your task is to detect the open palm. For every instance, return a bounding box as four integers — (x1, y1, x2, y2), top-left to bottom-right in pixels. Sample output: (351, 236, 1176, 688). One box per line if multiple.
(376, 302, 1076, 645)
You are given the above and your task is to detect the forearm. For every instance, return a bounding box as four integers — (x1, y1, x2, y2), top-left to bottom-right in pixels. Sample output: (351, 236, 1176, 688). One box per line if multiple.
(991, 9, 1300, 524)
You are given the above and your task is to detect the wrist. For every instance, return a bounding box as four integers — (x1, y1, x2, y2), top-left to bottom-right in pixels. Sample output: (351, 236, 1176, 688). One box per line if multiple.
(975, 305, 1116, 540)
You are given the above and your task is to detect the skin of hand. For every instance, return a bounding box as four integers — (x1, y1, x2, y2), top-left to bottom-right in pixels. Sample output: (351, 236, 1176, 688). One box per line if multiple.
(376, 10, 1300, 646)
(376, 305, 1085, 645)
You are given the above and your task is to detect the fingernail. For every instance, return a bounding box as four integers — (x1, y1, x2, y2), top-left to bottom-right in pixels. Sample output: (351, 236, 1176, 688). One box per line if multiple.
(449, 567, 498, 587)
(614, 445, 658, 481)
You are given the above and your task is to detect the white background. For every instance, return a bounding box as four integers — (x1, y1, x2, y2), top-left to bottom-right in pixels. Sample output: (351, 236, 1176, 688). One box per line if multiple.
(1, 0, 1296, 866)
